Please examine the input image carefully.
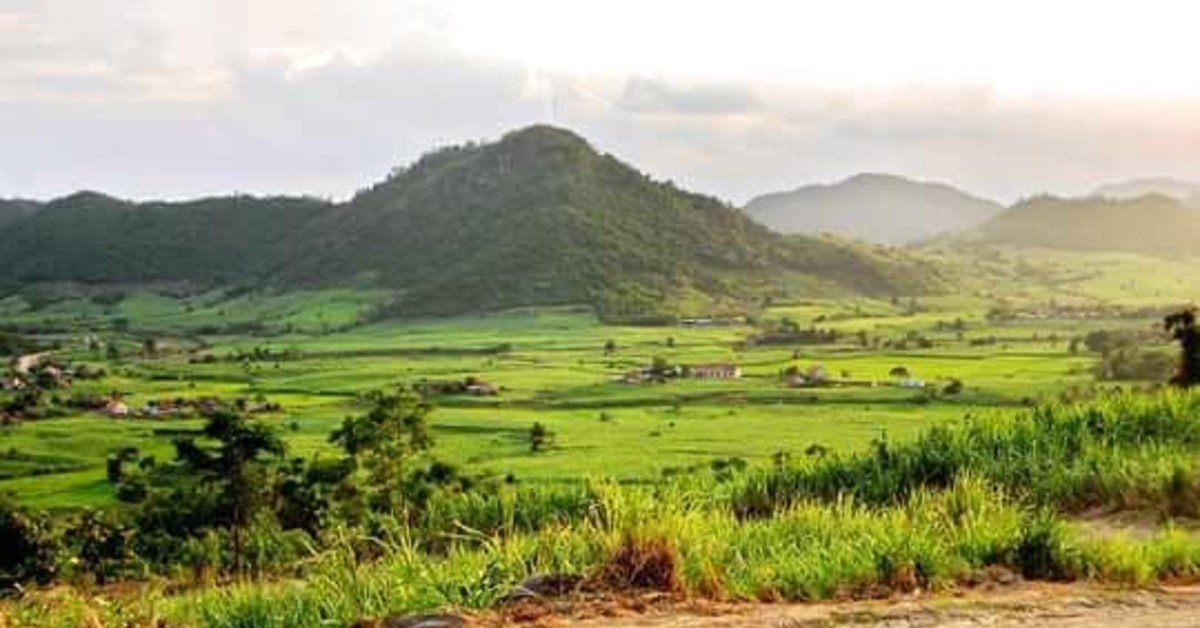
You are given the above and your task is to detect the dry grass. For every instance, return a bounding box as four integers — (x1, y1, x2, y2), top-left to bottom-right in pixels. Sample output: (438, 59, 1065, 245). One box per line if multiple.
(591, 534, 681, 593)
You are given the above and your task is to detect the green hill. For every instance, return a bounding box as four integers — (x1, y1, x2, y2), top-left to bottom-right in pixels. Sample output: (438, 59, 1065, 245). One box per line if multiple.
(0, 191, 332, 288)
(1093, 178, 1200, 207)
(0, 198, 41, 228)
(0, 126, 948, 318)
(746, 173, 1002, 245)
(964, 194, 1200, 258)
(282, 126, 948, 316)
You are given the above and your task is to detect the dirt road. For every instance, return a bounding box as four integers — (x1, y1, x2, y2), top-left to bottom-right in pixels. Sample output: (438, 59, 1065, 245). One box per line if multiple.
(548, 585, 1200, 627)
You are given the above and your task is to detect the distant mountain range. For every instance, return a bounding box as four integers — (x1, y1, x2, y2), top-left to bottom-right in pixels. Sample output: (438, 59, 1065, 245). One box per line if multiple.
(8, 127, 1192, 314)
(0, 198, 41, 228)
(0, 126, 947, 318)
(961, 194, 1200, 258)
(745, 173, 1003, 245)
(1092, 178, 1200, 207)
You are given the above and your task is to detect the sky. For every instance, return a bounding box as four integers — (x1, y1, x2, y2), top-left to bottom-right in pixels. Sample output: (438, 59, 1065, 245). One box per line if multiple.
(2, 0, 1200, 204)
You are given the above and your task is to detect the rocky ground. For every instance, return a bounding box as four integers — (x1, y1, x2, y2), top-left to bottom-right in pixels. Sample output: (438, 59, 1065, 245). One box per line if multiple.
(469, 584, 1200, 627)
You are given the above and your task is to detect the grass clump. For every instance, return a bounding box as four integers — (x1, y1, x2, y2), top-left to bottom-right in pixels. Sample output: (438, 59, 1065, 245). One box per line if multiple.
(729, 390, 1200, 518)
(593, 533, 680, 592)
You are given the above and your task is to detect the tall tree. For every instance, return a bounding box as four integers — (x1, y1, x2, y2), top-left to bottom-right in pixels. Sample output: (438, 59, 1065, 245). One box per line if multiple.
(1165, 308, 1200, 388)
(173, 411, 285, 572)
(331, 390, 432, 514)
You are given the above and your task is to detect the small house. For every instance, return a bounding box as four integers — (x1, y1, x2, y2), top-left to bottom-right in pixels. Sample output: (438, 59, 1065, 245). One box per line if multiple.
(616, 370, 646, 385)
(103, 399, 130, 417)
(689, 363, 742, 379)
(466, 382, 499, 396)
(786, 365, 829, 388)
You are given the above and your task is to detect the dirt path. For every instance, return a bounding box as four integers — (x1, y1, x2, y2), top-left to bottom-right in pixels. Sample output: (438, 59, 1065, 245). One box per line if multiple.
(516, 585, 1200, 627)
(12, 351, 49, 375)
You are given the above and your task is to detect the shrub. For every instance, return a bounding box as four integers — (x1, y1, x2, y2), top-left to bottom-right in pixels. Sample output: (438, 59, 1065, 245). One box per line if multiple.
(592, 533, 680, 592)
(0, 496, 62, 588)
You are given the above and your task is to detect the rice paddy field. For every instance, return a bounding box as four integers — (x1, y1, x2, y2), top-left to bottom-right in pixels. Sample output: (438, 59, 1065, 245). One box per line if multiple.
(2, 249, 1195, 509)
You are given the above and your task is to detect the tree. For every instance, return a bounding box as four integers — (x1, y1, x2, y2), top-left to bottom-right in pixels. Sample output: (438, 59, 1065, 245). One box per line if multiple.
(604, 339, 617, 355)
(330, 390, 432, 514)
(889, 366, 910, 379)
(105, 447, 140, 484)
(648, 355, 677, 382)
(171, 411, 285, 572)
(0, 495, 61, 588)
(530, 422, 555, 453)
(68, 509, 134, 585)
(1166, 308, 1200, 388)
(275, 456, 355, 536)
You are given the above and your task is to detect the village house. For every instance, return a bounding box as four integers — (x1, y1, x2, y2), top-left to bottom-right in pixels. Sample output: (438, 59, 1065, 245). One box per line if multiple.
(103, 398, 130, 417)
(465, 381, 500, 396)
(681, 316, 746, 327)
(786, 365, 829, 388)
(688, 363, 742, 379)
(616, 370, 646, 385)
(35, 364, 71, 389)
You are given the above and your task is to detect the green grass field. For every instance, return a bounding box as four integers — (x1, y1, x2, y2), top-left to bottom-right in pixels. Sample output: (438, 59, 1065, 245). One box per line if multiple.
(3, 248, 1192, 509)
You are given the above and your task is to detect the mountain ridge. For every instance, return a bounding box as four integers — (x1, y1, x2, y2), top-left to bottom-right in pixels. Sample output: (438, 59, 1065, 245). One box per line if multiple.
(0, 198, 42, 228)
(0, 125, 946, 318)
(958, 193, 1200, 258)
(745, 173, 1002, 245)
(1092, 177, 1200, 206)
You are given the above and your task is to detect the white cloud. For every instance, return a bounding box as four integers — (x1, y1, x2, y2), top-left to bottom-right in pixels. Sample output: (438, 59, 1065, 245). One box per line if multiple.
(1, 0, 1199, 204)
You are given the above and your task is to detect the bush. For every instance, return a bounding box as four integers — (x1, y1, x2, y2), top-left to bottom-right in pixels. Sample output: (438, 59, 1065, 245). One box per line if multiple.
(1094, 348, 1174, 382)
(1013, 511, 1071, 581)
(0, 496, 62, 588)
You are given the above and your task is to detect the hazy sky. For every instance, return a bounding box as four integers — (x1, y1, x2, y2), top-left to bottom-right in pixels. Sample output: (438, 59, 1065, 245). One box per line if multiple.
(3, 0, 1200, 204)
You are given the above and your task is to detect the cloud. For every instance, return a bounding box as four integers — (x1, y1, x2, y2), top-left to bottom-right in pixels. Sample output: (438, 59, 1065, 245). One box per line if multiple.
(617, 77, 761, 116)
(1, 1, 1199, 207)
(0, 36, 549, 200)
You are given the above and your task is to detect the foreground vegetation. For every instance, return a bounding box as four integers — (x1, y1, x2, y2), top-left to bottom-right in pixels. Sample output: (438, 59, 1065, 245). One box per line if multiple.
(1, 247, 1197, 626)
(7, 390, 1200, 627)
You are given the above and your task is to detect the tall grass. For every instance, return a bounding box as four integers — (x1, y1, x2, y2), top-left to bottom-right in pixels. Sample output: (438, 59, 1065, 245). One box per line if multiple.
(161, 473, 1200, 627)
(729, 390, 1200, 517)
(9, 390, 1200, 627)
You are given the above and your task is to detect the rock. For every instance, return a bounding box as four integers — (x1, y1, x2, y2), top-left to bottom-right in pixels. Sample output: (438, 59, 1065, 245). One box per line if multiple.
(347, 614, 467, 628)
(519, 573, 585, 597)
(496, 573, 584, 605)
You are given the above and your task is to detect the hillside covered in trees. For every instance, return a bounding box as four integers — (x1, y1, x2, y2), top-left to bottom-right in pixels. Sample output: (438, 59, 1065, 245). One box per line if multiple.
(0, 126, 948, 318)
(962, 194, 1200, 258)
(746, 173, 1003, 245)
(0, 198, 41, 229)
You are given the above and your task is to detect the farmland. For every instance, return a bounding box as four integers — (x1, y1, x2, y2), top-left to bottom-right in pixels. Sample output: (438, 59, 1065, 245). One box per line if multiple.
(2, 248, 1194, 508)
(2, 248, 1199, 627)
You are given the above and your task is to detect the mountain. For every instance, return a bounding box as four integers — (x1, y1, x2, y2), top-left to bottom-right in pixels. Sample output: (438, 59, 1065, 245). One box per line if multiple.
(0, 191, 332, 288)
(1093, 178, 1200, 206)
(964, 194, 1200, 258)
(0, 198, 41, 228)
(745, 173, 1003, 245)
(0, 126, 948, 318)
(281, 127, 947, 316)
